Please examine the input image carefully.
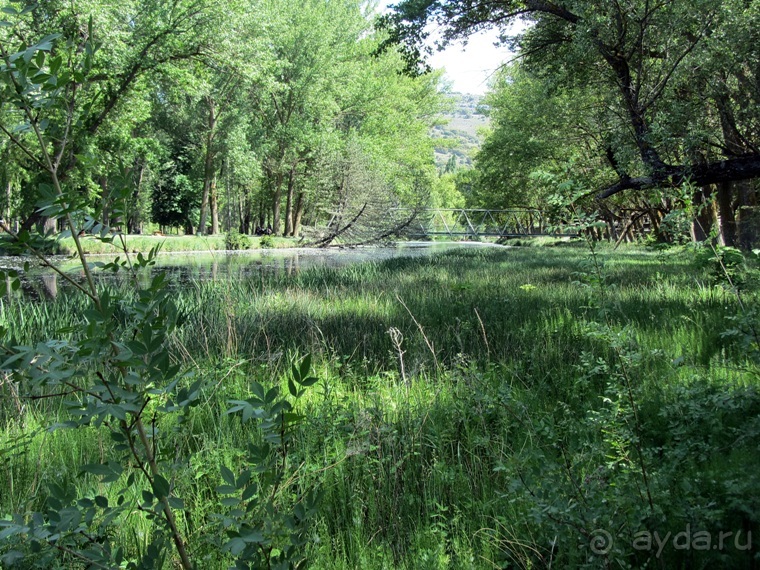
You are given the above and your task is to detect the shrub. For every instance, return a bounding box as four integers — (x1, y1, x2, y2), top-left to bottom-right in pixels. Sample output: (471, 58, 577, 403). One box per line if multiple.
(225, 230, 251, 250)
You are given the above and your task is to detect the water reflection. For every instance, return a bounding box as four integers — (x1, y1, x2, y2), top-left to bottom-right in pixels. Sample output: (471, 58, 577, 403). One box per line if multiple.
(11, 242, 505, 297)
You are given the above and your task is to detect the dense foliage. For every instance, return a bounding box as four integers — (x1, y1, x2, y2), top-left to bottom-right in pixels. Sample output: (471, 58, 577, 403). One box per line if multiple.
(0, 0, 443, 240)
(1, 0, 760, 568)
(382, 0, 760, 248)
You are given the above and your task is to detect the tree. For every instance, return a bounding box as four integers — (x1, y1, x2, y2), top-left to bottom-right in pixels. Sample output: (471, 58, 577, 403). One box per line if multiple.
(379, 0, 760, 242)
(473, 64, 595, 209)
(0, 0, 224, 232)
(306, 38, 444, 244)
(244, 0, 367, 236)
(193, 1, 266, 236)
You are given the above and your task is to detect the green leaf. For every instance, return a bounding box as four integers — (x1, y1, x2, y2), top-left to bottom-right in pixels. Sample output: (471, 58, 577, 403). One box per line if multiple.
(49, 55, 61, 75)
(250, 382, 265, 400)
(224, 537, 247, 556)
(81, 462, 120, 477)
(0, 526, 27, 541)
(151, 474, 171, 500)
(168, 497, 185, 510)
(265, 386, 279, 404)
(30, 72, 51, 84)
(242, 483, 258, 501)
(240, 527, 265, 544)
(35, 34, 61, 52)
(221, 465, 236, 487)
(1, 550, 25, 565)
(299, 354, 312, 379)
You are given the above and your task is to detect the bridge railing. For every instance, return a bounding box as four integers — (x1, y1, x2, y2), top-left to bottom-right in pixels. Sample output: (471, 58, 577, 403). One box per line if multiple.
(391, 208, 577, 238)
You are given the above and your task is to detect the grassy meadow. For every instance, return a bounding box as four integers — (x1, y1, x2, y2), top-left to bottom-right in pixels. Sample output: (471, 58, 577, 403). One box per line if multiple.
(1, 243, 759, 568)
(51, 233, 296, 256)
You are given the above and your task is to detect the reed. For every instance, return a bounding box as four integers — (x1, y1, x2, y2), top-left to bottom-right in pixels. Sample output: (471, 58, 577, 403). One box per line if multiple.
(1, 244, 758, 568)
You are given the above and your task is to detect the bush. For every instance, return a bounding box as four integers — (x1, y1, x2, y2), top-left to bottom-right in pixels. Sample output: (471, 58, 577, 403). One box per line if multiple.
(225, 230, 251, 250)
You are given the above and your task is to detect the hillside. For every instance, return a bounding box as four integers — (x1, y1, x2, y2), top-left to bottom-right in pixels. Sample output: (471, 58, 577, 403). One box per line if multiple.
(432, 92, 489, 170)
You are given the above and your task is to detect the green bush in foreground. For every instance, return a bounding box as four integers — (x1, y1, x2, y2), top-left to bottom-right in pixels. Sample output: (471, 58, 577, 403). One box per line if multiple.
(0, 25, 320, 570)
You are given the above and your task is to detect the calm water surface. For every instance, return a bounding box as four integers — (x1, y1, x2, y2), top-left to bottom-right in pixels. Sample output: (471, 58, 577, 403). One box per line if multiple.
(2, 242, 505, 299)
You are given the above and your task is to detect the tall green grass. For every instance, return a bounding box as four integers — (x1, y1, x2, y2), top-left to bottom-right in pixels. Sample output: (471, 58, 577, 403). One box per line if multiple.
(1, 244, 758, 568)
(53, 234, 296, 255)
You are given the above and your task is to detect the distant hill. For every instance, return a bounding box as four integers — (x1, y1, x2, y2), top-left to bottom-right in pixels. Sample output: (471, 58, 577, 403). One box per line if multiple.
(431, 93, 489, 171)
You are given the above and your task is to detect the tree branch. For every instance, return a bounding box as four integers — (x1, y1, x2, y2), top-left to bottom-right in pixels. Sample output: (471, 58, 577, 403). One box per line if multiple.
(597, 155, 760, 199)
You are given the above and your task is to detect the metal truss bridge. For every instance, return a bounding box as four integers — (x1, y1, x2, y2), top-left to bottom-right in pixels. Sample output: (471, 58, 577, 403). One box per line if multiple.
(394, 208, 577, 239)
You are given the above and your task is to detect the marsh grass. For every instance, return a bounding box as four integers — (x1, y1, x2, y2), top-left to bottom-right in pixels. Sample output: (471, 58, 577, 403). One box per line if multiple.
(2, 244, 759, 568)
(52, 234, 297, 256)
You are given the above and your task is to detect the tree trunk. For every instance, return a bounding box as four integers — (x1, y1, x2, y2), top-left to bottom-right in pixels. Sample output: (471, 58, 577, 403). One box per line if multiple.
(258, 195, 266, 228)
(293, 191, 305, 238)
(199, 97, 218, 235)
(284, 165, 296, 236)
(633, 217, 645, 240)
(716, 182, 737, 247)
(601, 208, 618, 241)
(736, 181, 757, 250)
(715, 85, 754, 249)
(239, 190, 251, 234)
(4, 180, 10, 229)
(271, 172, 283, 235)
(210, 173, 219, 235)
(690, 186, 713, 243)
(128, 162, 145, 234)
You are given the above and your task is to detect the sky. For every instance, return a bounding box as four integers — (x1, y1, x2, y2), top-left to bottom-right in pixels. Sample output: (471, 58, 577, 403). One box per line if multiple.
(378, 2, 521, 95)
(426, 28, 515, 95)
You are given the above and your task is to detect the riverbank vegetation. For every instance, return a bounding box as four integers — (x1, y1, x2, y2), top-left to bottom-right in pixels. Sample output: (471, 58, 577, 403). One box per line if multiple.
(383, 0, 760, 249)
(2, 0, 760, 568)
(0, 0, 446, 245)
(2, 245, 759, 568)
(53, 234, 296, 256)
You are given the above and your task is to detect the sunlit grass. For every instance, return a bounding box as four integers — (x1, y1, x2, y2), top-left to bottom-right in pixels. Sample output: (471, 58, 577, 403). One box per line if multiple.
(2, 244, 758, 568)
(53, 233, 297, 255)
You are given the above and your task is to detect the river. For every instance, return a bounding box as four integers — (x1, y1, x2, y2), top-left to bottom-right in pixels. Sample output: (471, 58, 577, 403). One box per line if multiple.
(2, 241, 507, 300)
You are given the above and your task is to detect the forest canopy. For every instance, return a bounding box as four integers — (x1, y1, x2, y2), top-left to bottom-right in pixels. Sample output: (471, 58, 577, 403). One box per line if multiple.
(380, 0, 760, 247)
(0, 0, 444, 242)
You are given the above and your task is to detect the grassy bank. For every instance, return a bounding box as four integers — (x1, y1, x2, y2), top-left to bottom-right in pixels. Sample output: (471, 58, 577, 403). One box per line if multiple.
(1, 244, 759, 568)
(52, 233, 297, 255)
